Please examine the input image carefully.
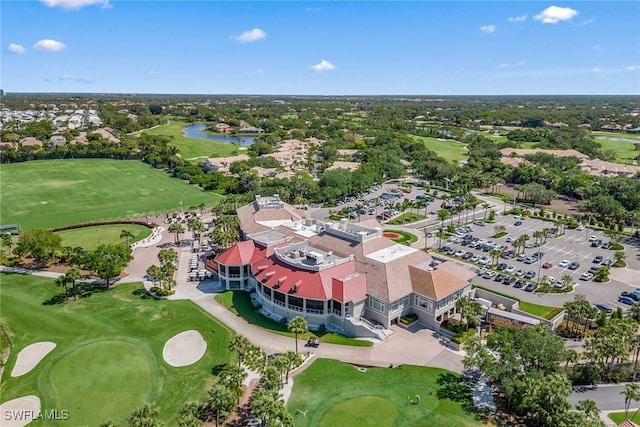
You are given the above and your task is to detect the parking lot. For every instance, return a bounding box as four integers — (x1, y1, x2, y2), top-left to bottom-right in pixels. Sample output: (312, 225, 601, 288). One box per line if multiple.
(436, 214, 640, 311)
(306, 182, 640, 313)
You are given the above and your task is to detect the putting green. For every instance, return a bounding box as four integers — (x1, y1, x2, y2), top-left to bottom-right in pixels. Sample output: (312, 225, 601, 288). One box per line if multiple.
(320, 396, 397, 426)
(48, 340, 154, 425)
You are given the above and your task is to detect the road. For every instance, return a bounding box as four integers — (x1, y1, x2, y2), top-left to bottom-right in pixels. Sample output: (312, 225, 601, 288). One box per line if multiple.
(568, 383, 639, 411)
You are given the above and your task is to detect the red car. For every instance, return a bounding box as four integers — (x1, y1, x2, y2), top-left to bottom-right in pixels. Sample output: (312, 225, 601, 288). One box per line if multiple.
(542, 262, 553, 269)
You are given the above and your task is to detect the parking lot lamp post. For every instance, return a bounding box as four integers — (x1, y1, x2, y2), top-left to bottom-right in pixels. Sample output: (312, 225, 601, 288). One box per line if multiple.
(585, 216, 591, 242)
(537, 257, 542, 287)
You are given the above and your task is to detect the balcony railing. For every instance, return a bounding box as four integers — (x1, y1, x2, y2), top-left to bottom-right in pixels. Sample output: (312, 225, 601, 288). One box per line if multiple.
(306, 308, 325, 315)
(287, 305, 303, 312)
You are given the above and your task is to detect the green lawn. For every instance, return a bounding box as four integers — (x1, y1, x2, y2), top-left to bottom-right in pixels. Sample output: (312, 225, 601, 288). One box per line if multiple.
(408, 135, 468, 164)
(288, 358, 484, 427)
(383, 229, 419, 244)
(0, 159, 222, 230)
(608, 411, 640, 424)
(56, 224, 152, 250)
(0, 273, 234, 426)
(594, 136, 639, 165)
(215, 291, 373, 347)
(387, 213, 426, 225)
(518, 301, 563, 320)
(140, 120, 242, 161)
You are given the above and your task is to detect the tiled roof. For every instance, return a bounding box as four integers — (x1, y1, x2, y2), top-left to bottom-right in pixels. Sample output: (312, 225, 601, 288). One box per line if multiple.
(409, 263, 470, 301)
(214, 240, 256, 265)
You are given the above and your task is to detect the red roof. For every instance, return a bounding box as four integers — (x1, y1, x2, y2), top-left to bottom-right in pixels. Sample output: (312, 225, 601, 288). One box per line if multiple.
(252, 254, 358, 300)
(214, 240, 257, 266)
(332, 274, 367, 303)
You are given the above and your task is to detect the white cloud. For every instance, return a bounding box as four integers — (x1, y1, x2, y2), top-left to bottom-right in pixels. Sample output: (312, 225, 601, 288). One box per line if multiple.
(253, 68, 264, 75)
(534, 6, 578, 24)
(304, 7, 322, 12)
(232, 28, 266, 43)
(310, 60, 335, 72)
(41, 0, 110, 9)
(577, 18, 594, 27)
(146, 70, 157, 77)
(593, 44, 601, 51)
(626, 65, 640, 71)
(7, 43, 25, 54)
(58, 74, 92, 83)
(508, 14, 527, 23)
(498, 60, 525, 69)
(480, 25, 496, 34)
(33, 39, 66, 52)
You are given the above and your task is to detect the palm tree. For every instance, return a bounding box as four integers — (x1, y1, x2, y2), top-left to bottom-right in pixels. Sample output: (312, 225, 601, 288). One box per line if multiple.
(187, 217, 205, 243)
(622, 383, 640, 420)
(489, 248, 503, 267)
(576, 399, 600, 421)
(281, 351, 302, 384)
(219, 364, 247, 401)
(561, 273, 573, 288)
(229, 335, 250, 366)
(120, 229, 134, 246)
(287, 316, 308, 354)
(437, 209, 449, 248)
(203, 384, 235, 427)
(482, 202, 490, 220)
(564, 349, 579, 372)
(129, 403, 162, 427)
(158, 248, 178, 272)
(168, 222, 184, 246)
(614, 250, 626, 267)
(250, 389, 281, 427)
(65, 265, 82, 300)
(55, 275, 70, 300)
(1, 233, 13, 256)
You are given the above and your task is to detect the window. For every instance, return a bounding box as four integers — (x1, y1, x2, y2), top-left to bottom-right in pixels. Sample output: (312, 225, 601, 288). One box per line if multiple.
(402, 295, 410, 306)
(391, 300, 400, 311)
(368, 297, 385, 313)
(414, 295, 433, 312)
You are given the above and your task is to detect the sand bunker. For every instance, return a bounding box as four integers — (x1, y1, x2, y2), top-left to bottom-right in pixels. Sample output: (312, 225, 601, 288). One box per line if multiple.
(163, 330, 206, 367)
(0, 395, 41, 427)
(11, 342, 56, 377)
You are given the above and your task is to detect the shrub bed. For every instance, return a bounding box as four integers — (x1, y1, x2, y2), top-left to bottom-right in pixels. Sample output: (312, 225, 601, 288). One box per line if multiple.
(399, 313, 418, 325)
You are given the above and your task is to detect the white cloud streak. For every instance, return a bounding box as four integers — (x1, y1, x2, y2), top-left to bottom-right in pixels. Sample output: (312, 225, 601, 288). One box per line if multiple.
(310, 60, 335, 72)
(33, 39, 66, 52)
(231, 28, 267, 43)
(480, 25, 496, 34)
(58, 74, 92, 83)
(508, 14, 527, 23)
(41, 0, 110, 9)
(534, 6, 579, 24)
(7, 43, 26, 54)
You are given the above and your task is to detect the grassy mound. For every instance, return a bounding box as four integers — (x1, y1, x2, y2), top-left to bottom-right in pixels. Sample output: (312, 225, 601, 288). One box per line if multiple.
(320, 396, 397, 426)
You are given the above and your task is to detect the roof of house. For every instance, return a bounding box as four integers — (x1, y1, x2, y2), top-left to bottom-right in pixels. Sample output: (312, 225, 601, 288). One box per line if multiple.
(214, 240, 257, 266)
(408, 263, 470, 301)
(237, 199, 305, 235)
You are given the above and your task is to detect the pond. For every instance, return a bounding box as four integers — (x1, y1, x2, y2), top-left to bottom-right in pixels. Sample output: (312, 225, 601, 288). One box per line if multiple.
(182, 124, 257, 146)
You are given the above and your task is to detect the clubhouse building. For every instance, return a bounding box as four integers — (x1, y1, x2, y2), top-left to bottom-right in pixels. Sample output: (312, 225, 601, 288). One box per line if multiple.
(208, 195, 475, 339)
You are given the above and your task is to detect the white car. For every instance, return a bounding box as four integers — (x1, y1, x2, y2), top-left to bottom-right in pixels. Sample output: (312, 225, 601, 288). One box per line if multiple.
(580, 272, 594, 280)
(505, 265, 516, 273)
(558, 260, 570, 268)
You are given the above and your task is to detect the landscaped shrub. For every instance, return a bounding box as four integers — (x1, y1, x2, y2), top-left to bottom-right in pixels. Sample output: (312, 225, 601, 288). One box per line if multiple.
(609, 243, 624, 250)
(399, 313, 418, 325)
(452, 329, 476, 345)
(440, 318, 467, 335)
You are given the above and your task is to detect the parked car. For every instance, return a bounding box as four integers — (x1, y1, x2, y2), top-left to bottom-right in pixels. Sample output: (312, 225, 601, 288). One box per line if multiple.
(514, 221, 522, 226)
(514, 279, 526, 289)
(473, 221, 486, 226)
(602, 242, 611, 249)
(524, 283, 537, 292)
(580, 272, 594, 281)
(515, 269, 525, 276)
(558, 260, 570, 268)
(524, 270, 536, 279)
(542, 262, 553, 269)
(505, 265, 516, 273)
(602, 258, 612, 266)
(568, 262, 580, 270)
(593, 255, 603, 263)
(497, 263, 507, 271)
(621, 291, 640, 302)
(594, 303, 613, 313)
(618, 296, 635, 305)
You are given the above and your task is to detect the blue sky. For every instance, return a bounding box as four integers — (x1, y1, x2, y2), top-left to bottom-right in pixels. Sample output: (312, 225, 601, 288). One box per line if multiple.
(2, 1, 639, 95)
